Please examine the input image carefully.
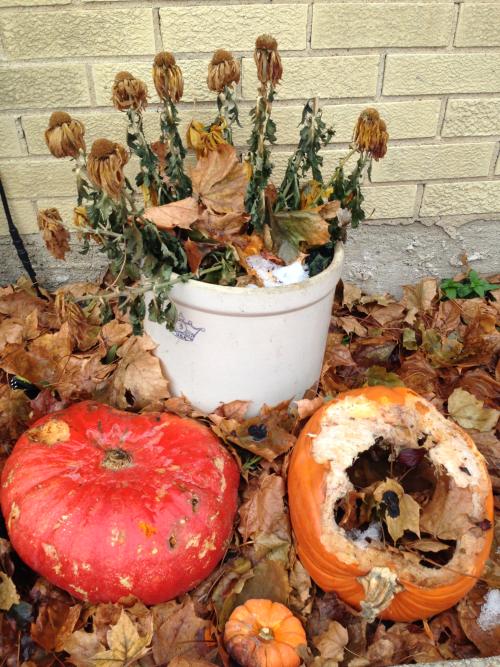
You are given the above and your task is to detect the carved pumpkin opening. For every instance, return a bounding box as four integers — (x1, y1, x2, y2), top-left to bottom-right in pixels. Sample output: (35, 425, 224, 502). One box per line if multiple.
(311, 391, 491, 590)
(334, 437, 458, 570)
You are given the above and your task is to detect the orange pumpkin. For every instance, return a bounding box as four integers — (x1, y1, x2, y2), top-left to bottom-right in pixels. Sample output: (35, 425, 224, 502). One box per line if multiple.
(288, 386, 494, 622)
(224, 599, 306, 667)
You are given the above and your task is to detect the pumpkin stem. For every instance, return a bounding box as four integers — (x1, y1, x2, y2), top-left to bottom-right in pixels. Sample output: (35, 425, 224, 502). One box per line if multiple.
(258, 626, 274, 641)
(102, 448, 133, 470)
(357, 566, 403, 622)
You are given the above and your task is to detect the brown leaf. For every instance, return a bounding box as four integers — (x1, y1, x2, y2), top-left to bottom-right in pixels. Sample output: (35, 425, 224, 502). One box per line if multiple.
(290, 396, 324, 419)
(169, 659, 216, 667)
(0, 321, 73, 387)
(342, 283, 362, 309)
(184, 238, 217, 273)
(100, 320, 133, 348)
(272, 209, 330, 260)
(211, 401, 296, 462)
(191, 143, 248, 215)
(152, 597, 212, 665)
(398, 352, 438, 399)
(401, 277, 438, 312)
(370, 303, 406, 327)
(312, 620, 348, 663)
(144, 196, 201, 230)
(212, 399, 251, 421)
(448, 388, 499, 432)
(333, 315, 367, 337)
(31, 601, 81, 652)
(459, 369, 500, 409)
(234, 559, 290, 608)
(351, 337, 397, 368)
(64, 630, 106, 667)
(432, 300, 462, 336)
(104, 334, 170, 410)
(0, 386, 30, 444)
(238, 473, 289, 544)
(458, 583, 500, 656)
(196, 210, 248, 243)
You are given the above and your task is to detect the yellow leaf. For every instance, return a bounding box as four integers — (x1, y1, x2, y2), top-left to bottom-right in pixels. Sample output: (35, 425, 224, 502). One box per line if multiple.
(448, 388, 500, 432)
(93, 610, 152, 666)
(0, 572, 20, 611)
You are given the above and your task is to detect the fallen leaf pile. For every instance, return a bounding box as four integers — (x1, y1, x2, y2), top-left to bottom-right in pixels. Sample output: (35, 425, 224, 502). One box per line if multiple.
(0, 270, 498, 666)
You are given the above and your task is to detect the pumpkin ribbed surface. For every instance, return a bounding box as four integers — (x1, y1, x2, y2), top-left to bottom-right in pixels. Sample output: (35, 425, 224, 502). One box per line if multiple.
(224, 599, 306, 667)
(288, 386, 493, 621)
(1, 401, 239, 604)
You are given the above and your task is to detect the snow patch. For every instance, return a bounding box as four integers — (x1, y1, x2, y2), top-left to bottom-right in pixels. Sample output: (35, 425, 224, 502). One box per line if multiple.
(347, 523, 382, 549)
(477, 589, 500, 631)
(246, 255, 309, 287)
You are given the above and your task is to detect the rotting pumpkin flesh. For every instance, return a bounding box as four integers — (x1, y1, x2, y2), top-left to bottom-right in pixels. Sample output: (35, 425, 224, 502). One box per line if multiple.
(288, 386, 494, 622)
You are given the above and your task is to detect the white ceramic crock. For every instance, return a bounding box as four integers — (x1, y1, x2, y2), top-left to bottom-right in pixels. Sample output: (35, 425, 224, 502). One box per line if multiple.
(144, 243, 344, 416)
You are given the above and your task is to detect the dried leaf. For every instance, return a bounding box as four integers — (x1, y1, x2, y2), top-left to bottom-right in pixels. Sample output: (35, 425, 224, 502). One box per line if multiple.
(211, 401, 296, 462)
(272, 209, 330, 261)
(366, 366, 404, 388)
(31, 601, 81, 652)
(104, 335, 170, 410)
(373, 479, 421, 543)
(342, 283, 362, 309)
(0, 572, 19, 611)
(184, 238, 217, 273)
(459, 369, 500, 409)
(144, 196, 200, 231)
(152, 597, 212, 665)
(191, 143, 248, 215)
(63, 630, 106, 667)
(448, 388, 499, 432)
(93, 609, 152, 666)
(312, 620, 348, 663)
(398, 352, 438, 398)
(458, 583, 500, 657)
(334, 315, 367, 337)
(290, 396, 324, 419)
(401, 277, 438, 312)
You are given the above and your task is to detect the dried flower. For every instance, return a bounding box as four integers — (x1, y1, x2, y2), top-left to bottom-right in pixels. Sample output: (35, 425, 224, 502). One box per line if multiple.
(44, 111, 85, 159)
(87, 139, 129, 200)
(112, 71, 148, 112)
(187, 120, 226, 158)
(353, 108, 388, 161)
(37, 208, 70, 260)
(152, 52, 184, 103)
(207, 49, 240, 93)
(254, 34, 283, 86)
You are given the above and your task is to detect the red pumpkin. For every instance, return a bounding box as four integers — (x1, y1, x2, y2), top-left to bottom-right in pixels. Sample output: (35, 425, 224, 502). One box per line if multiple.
(288, 387, 493, 622)
(1, 401, 239, 604)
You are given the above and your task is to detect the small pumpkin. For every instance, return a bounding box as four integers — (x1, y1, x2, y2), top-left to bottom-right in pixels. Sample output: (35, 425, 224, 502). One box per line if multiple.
(224, 599, 306, 667)
(1, 401, 239, 604)
(288, 386, 494, 622)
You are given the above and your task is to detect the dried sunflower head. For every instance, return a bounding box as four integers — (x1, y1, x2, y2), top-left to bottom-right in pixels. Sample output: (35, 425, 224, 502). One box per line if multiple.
(207, 49, 240, 93)
(353, 108, 388, 161)
(112, 71, 148, 112)
(254, 34, 282, 86)
(37, 208, 70, 260)
(152, 52, 184, 103)
(87, 138, 129, 200)
(186, 120, 226, 158)
(44, 111, 86, 159)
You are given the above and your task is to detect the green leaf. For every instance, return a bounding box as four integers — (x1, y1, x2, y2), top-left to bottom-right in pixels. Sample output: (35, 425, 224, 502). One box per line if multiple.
(271, 210, 329, 261)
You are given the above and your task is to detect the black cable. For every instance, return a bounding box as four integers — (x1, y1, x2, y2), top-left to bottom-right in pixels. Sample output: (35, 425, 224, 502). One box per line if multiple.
(0, 177, 42, 296)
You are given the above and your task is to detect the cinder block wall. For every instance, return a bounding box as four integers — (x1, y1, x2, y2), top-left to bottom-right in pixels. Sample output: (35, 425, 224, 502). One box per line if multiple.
(0, 0, 499, 292)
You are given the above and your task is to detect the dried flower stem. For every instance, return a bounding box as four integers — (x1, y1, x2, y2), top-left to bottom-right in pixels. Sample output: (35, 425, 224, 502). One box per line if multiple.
(215, 85, 241, 144)
(245, 81, 277, 232)
(126, 109, 165, 206)
(159, 100, 192, 202)
(275, 97, 334, 212)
